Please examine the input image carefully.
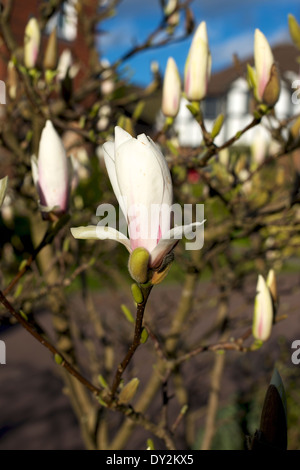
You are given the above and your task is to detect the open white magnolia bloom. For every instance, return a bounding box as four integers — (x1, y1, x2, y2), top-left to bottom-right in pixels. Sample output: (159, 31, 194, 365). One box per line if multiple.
(71, 126, 204, 272)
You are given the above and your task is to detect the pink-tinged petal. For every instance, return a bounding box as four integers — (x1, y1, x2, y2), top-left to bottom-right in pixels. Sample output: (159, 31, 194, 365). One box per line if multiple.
(162, 57, 181, 118)
(70, 225, 131, 253)
(254, 29, 274, 101)
(150, 221, 204, 268)
(252, 274, 273, 341)
(184, 21, 211, 101)
(24, 18, 40, 69)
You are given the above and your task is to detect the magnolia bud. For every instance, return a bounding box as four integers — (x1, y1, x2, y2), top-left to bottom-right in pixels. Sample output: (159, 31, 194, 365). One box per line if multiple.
(131, 283, 144, 304)
(262, 64, 281, 107)
(24, 17, 40, 69)
(164, 0, 177, 16)
(162, 57, 181, 118)
(291, 116, 300, 139)
(43, 27, 58, 70)
(184, 21, 211, 101)
(266, 269, 278, 308)
(164, 0, 179, 31)
(31, 120, 70, 217)
(252, 274, 274, 341)
(118, 378, 140, 405)
(211, 113, 224, 139)
(128, 247, 150, 284)
(0, 176, 8, 207)
(254, 29, 280, 107)
(7, 61, 18, 100)
(288, 14, 300, 50)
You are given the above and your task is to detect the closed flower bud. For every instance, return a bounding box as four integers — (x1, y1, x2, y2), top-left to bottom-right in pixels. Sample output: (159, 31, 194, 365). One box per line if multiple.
(164, 0, 180, 30)
(288, 14, 300, 50)
(266, 268, 278, 308)
(7, 61, 18, 100)
(184, 21, 211, 101)
(162, 57, 181, 118)
(31, 120, 70, 217)
(131, 283, 144, 304)
(128, 247, 150, 284)
(118, 378, 140, 405)
(24, 17, 40, 69)
(252, 274, 274, 341)
(254, 29, 280, 107)
(0, 176, 8, 207)
(164, 0, 177, 16)
(43, 27, 58, 70)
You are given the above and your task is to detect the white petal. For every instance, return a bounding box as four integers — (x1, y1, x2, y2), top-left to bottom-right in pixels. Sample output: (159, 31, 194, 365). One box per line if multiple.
(150, 221, 205, 268)
(38, 120, 69, 212)
(115, 137, 165, 252)
(146, 137, 173, 203)
(31, 155, 39, 188)
(102, 141, 115, 161)
(103, 141, 127, 218)
(115, 126, 132, 149)
(137, 133, 150, 145)
(254, 29, 274, 100)
(70, 225, 131, 252)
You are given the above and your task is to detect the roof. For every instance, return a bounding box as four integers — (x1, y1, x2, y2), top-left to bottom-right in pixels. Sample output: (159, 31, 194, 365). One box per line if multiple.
(207, 43, 300, 96)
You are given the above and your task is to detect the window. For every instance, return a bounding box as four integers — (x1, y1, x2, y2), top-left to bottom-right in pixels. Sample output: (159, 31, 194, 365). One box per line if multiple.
(203, 96, 224, 120)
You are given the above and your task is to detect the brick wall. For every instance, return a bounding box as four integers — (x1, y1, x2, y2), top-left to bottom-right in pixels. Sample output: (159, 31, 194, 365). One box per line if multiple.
(0, 0, 97, 87)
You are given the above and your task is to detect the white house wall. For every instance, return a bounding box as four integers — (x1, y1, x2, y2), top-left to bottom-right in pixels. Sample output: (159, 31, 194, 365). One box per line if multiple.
(172, 76, 295, 148)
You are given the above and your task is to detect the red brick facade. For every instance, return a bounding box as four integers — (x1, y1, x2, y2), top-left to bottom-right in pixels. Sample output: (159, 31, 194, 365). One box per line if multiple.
(0, 0, 97, 86)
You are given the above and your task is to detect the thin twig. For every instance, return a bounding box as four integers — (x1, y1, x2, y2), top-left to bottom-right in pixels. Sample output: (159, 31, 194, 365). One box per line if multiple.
(110, 285, 153, 399)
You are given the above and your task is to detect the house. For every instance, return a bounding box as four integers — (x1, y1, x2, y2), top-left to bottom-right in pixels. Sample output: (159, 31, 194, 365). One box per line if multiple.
(173, 43, 300, 149)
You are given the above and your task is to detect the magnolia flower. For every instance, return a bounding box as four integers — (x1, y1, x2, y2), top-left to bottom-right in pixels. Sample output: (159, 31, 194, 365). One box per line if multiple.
(31, 120, 70, 216)
(252, 274, 274, 341)
(24, 17, 40, 69)
(162, 57, 181, 118)
(71, 127, 204, 280)
(184, 21, 211, 101)
(250, 29, 280, 106)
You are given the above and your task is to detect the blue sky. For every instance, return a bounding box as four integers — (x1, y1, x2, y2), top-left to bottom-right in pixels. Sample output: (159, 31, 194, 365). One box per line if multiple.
(99, 0, 300, 85)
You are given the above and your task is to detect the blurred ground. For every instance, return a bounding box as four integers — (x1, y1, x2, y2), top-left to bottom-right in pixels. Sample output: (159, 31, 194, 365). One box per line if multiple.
(0, 273, 300, 450)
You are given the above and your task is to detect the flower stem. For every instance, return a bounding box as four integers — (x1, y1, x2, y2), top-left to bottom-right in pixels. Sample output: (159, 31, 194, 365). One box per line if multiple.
(109, 285, 153, 400)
